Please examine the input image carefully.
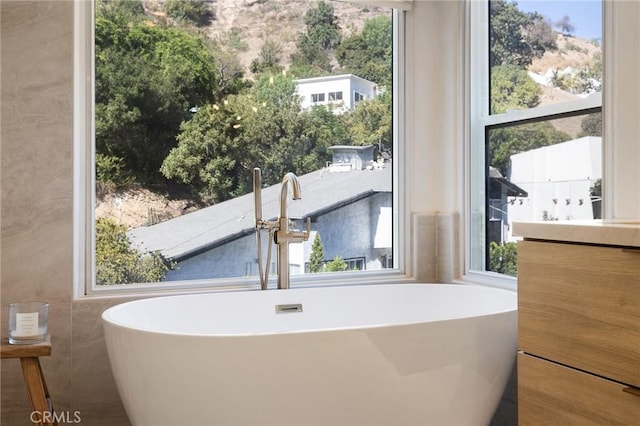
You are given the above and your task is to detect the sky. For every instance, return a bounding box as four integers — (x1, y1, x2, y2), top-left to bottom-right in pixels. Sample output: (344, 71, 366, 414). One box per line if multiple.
(516, 0, 603, 40)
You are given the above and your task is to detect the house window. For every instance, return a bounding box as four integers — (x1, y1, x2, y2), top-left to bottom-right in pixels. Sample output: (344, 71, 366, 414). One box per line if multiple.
(344, 257, 365, 271)
(82, 1, 403, 292)
(311, 93, 326, 103)
(328, 91, 343, 101)
(354, 91, 366, 102)
(469, 0, 603, 278)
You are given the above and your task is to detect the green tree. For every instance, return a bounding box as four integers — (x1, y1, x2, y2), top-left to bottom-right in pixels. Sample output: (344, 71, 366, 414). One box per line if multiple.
(524, 14, 557, 55)
(555, 52, 602, 95)
(95, 0, 225, 186)
(489, 122, 571, 175)
(489, 241, 518, 277)
(325, 256, 349, 272)
(491, 64, 542, 114)
(295, 106, 346, 172)
(578, 113, 602, 137)
(490, 0, 554, 68)
(96, 218, 172, 284)
(342, 91, 392, 155)
(336, 16, 392, 86)
(160, 98, 250, 203)
(164, 0, 212, 26)
(290, 0, 341, 75)
(555, 15, 575, 36)
(161, 73, 335, 201)
(250, 41, 284, 75)
(309, 233, 325, 273)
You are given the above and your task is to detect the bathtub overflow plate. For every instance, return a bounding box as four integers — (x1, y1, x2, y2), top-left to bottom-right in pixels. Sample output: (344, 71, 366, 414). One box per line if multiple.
(275, 303, 303, 314)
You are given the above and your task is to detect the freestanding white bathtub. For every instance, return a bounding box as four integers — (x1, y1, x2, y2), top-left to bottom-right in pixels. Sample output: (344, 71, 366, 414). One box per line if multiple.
(102, 283, 517, 426)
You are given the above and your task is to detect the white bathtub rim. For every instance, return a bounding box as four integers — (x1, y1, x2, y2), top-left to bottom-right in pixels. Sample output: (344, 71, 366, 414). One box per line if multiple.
(102, 283, 517, 338)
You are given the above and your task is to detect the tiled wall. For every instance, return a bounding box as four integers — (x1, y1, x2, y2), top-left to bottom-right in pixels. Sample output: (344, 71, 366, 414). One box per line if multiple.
(0, 2, 515, 425)
(0, 2, 127, 424)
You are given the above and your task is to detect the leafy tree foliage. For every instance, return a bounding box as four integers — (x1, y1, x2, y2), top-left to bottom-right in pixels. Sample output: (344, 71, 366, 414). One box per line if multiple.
(250, 41, 284, 75)
(342, 91, 392, 155)
(95, 0, 236, 186)
(325, 256, 349, 272)
(489, 241, 517, 276)
(304, 0, 342, 50)
(490, 64, 541, 114)
(489, 122, 570, 176)
(336, 16, 392, 86)
(290, 1, 341, 75)
(161, 74, 338, 202)
(550, 52, 602, 95)
(164, 0, 212, 26)
(490, 0, 555, 68)
(555, 15, 575, 36)
(524, 14, 557, 55)
(95, 218, 172, 284)
(578, 113, 602, 137)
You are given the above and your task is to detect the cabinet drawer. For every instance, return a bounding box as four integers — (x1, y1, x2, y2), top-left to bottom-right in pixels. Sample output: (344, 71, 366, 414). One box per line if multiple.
(518, 353, 640, 425)
(518, 241, 640, 386)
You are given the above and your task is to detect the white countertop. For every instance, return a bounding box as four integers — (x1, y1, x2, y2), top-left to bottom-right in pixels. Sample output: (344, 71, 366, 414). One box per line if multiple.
(512, 220, 640, 247)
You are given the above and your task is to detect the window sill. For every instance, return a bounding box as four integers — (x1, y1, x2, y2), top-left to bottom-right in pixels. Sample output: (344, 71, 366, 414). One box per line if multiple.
(454, 271, 517, 292)
(78, 269, 416, 300)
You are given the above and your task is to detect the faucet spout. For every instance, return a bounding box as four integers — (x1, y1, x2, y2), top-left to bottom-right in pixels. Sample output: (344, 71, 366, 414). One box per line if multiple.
(280, 172, 301, 218)
(275, 172, 309, 290)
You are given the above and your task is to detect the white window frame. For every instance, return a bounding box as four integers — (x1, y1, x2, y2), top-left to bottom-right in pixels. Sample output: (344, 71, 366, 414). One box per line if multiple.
(74, 2, 409, 297)
(466, 0, 603, 286)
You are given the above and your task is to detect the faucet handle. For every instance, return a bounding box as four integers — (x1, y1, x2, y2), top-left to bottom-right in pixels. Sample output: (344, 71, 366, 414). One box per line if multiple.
(302, 217, 311, 241)
(286, 217, 311, 242)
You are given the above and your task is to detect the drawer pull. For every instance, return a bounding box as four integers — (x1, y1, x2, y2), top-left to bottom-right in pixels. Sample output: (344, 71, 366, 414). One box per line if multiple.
(622, 386, 640, 397)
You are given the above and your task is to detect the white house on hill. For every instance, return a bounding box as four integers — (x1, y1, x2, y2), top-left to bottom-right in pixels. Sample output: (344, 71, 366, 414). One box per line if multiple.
(295, 74, 379, 114)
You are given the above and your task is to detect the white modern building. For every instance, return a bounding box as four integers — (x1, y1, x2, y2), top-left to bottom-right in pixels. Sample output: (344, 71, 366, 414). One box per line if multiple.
(295, 74, 379, 114)
(506, 136, 602, 241)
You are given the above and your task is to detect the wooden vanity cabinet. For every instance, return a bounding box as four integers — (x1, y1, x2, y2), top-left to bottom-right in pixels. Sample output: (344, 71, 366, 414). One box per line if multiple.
(518, 353, 639, 425)
(517, 239, 640, 425)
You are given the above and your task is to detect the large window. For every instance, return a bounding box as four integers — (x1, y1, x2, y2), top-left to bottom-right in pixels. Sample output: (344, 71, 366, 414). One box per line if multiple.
(470, 0, 603, 277)
(87, 0, 401, 291)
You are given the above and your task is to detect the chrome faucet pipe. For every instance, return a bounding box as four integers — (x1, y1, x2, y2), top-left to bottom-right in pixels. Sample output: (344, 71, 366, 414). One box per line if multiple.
(275, 172, 308, 290)
(279, 172, 301, 218)
(253, 167, 263, 227)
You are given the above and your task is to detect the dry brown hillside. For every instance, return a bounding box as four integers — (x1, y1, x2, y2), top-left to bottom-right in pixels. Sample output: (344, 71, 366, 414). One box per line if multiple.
(528, 33, 602, 137)
(207, 0, 387, 73)
(142, 0, 388, 74)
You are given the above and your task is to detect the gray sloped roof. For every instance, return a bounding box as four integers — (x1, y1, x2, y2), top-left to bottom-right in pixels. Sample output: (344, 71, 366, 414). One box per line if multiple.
(128, 165, 392, 261)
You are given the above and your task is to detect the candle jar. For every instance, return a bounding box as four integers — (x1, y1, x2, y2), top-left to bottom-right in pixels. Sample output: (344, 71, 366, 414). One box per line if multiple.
(8, 302, 49, 344)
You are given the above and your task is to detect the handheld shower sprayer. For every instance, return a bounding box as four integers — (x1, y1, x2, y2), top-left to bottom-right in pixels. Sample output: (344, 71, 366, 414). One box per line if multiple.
(253, 167, 272, 290)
